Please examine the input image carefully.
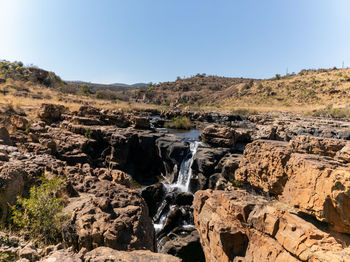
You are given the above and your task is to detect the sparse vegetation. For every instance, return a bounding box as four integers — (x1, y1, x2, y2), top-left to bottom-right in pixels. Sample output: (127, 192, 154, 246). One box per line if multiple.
(165, 116, 191, 130)
(0, 252, 16, 262)
(84, 128, 93, 139)
(309, 106, 350, 118)
(11, 175, 67, 244)
(80, 83, 91, 96)
(232, 108, 258, 116)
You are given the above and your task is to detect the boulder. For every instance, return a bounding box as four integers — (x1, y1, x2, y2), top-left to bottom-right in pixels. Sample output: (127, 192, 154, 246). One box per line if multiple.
(191, 147, 229, 178)
(158, 228, 205, 262)
(335, 143, 350, 162)
(77, 105, 101, 117)
(95, 168, 131, 188)
(0, 127, 13, 146)
(38, 103, 67, 123)
(156, 136, 189, 182)
(175, 192, 194, 206)
(133, 116, 150, 129)
(42, 247, 181, 262)
(216, 153, 242, 180)
(141, 183, 166, 217)
(63, 180, 155, 251)
(289, 135, 346, 157)
(193, 189, 350, 262)
(41, 249, 82, 261)
(0, 161, 25, 222)
(10, 115, 29, 130)
(200, 124, 250, 148)
(235, 140, 291, 195)
(83, 247, 181, 262)
(282, 153, 350, 233)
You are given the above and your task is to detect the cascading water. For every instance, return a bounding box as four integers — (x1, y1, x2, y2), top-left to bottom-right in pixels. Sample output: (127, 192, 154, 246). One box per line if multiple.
(170, 141, 200, 192)
(153, 139, 202, 233)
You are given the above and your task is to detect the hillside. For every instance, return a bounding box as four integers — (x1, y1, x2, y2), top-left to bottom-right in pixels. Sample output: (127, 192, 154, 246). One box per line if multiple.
(133, 69, 350, 112)
(1, 60, 350, 116)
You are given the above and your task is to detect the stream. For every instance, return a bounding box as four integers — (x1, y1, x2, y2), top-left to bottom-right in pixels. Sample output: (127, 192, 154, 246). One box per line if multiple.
(153, 129, 203, 235)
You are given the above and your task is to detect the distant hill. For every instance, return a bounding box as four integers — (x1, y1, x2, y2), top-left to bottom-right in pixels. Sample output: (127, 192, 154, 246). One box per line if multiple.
(66, 81, 142, 92)
(111, 82, 149, 88)
(133, 69, 350, 110)
(2, 59, 350, 113)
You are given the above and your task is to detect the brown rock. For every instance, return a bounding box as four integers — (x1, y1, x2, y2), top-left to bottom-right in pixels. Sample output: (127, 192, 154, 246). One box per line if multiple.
(63, 180, 155, 251)
(200, 124, 250, 148)
(41, 249, 82, 261)
(0, 161, 25, 222)
(18, 245, 40, 261)
(235, 140, 291, 195)
(335, 143, 350, 162)
(38, 103, 67, 123)
(289, 135, 346, 157)
(0, 127, 13, 146)
(10, 115, 29, 130)
(83, 247, 181, 262)
(194, 189, 350, 262)
(282, 153, 350, 233)
(95, 168, 131, 187)
(133, 116, 150, 129)
(216, 153, 242, 180)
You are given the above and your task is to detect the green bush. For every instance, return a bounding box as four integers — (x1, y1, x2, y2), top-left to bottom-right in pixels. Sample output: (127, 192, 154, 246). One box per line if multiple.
(0, 252, 16, 262)
(80, 84, 91, 96)
(165, 116, 191, 130)
(96, 90, 117, 100)
(232, 108, 258, 116)
(11, 175, 67, 244)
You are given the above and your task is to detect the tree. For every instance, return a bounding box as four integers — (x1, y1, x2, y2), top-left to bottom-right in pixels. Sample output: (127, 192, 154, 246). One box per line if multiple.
(80, 83, 91, 95)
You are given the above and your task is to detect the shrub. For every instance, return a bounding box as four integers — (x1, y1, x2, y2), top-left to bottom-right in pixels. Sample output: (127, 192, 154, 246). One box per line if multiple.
(11, 175, 67, 244)
(165, 116, 191, 130)
(310, 106, 350, 118)
(80, 83, 91, 96)
(96, 90, 117, 100)
(0, 252, 16, 262)
(275, 74, 281, 80)
(232, 108, 258, 116)
(84, 128, 93, 139)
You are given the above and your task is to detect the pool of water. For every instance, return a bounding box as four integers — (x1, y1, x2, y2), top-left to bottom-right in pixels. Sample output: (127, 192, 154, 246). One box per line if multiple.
(166, 129, 203, 141)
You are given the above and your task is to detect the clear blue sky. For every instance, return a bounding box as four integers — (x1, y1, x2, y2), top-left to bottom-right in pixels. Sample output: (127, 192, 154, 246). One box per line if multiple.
(1, 0, 349, 84)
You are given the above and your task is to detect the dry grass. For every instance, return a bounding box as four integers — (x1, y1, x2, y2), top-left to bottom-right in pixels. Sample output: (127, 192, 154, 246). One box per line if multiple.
(0, 80, 160, 120)
(2, 66, 350, 117)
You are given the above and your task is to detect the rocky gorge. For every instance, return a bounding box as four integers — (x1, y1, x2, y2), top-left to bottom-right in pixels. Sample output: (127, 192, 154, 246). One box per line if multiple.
(1, 103, 350, 261)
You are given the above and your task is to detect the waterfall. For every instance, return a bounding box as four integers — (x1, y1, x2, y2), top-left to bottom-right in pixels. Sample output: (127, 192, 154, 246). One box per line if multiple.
(174, 141, 200, 192)
(153, 140, 201, 233)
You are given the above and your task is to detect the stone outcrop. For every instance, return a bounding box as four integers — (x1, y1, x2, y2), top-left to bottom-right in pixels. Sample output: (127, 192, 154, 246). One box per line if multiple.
(0, 162, 25, 222)
(282, 153, 350, 233)
(63, 180, 155, 252)
(234, 136, 350, 234)
(158, 227, 205, 262)
(200, 124, 250, 148)
(83, 247, 181, 262)
(289, 135, 346, 157)
(0, 127, 13, 146)
(235, 140, 291, 195)
(41, 247, 181, 262)
(10, 115, 29, 130)
(38, 103, 67, 123)
(194, 189, 350, 262)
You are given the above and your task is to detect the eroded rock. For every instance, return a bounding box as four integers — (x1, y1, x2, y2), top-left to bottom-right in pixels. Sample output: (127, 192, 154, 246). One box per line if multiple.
(235, 140, 291, 195)
(63, 180, 155, 251)
(194, 189, 350, 262)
